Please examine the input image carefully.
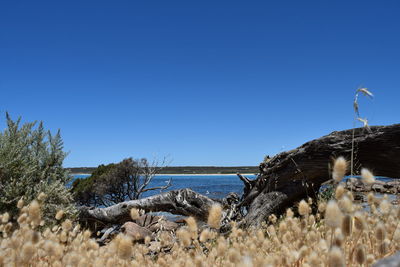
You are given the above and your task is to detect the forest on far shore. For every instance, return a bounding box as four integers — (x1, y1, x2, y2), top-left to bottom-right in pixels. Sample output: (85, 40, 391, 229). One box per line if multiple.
(66, 166, 259, 175)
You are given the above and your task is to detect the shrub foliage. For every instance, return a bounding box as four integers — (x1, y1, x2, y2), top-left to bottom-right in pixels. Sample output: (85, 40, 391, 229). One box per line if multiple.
(0, 113, 76, 223)
(72, 158, 171, 207)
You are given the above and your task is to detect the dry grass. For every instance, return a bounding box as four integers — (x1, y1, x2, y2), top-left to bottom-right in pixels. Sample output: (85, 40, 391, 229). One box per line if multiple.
(1, 160, 399, 266)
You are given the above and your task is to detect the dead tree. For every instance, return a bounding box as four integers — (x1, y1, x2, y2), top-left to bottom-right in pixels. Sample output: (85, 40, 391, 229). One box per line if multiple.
(240, 124, 400, 227)
(79, 188, 218, 225)
(79, 124, 400, 228)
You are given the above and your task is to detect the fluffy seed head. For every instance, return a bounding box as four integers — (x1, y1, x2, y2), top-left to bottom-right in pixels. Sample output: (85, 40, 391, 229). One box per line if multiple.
(17, 198, 24, 209)
(130, 208, 140, 220)
(228, 248, 241, 263)
(21, 242, 35, 263)
(37, 192, 47, 201)
(325, 200, 343, 229)
(177, 229, 191, 247)
(375, 222, 386, 241)
(328, 246, 345, 267)
(341, 215, 352, 237)
(355, 244, 366, 264)
(361, 168, 375, 184)
(318, 202, 326, 213)
(367, 192, 375, 205)
(208, 204, 222, 229)
(116, 235, 132, 260)
(268, 214, 277, 224)
(333, 228, 344, 248)
(338, 196, 353, 213)
(286, 208, 294, 218)
(2, 212, 10, 223)
(354, 212, 367, 231)
(279, 221, 287, 233)
(199, 229, 212, 242)
(379, 199, 391, 215)
(28, 200, 41, 225)
(55, 210, 64, 220)
(332, 157, 347, 182)
(335, 184, 345, 199)
(62, 219, 73, 232)
(308, 214, 316, 226)
(185, 216, 198, 238)
(298, 200, 310, 216)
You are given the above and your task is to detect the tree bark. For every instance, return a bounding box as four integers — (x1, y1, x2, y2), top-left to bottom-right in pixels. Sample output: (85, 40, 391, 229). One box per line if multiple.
(79, 188, 221, 227)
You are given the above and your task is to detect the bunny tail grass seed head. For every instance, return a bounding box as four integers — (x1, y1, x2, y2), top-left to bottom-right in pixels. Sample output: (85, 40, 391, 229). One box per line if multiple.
(325, 200, 343, 229)
(1, 212, 10, 224)
(55, 210, 64, 220)
(341, 214, 352, 237)
(130, 208, 140, 220)
(185, 216, 198, 237)
(335, 184, 345, 200)
(28, 200, 41, 225)
(355, 244, 366, 264)
(208, 204, 222, 229)
(379, 198, 391, 215)
(375, 222, 386, 241)
(328, 246, 345, 267)
(116, 235, 133, 260)
(17, 197, 24, 209)
(354, 211, 367, 232)
(332, 157, 347, 183)
(298, 200, 310, 216)
(361, 168, 375, 184)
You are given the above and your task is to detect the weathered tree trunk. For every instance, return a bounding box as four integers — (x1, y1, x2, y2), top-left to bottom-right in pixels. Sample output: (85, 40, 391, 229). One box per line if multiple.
(79, 188, 222, 227)
(240, 124, 400, 227)
(79, 124, 400, 229)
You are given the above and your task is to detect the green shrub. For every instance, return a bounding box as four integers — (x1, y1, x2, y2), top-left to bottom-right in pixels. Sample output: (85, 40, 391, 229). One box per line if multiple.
(72, 158, 171, 207)
(72, 162, 116, 206)
(0, 113, 76, 224)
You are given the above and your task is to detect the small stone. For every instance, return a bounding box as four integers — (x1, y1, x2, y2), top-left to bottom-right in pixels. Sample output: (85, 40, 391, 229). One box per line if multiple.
(121, 222, 152, 241)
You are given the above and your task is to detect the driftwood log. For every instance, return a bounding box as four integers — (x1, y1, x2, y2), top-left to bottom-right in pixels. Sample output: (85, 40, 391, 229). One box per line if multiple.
(240, 124, 400, 227)
(79, 188, 222, 226)
(79, 124, 400, 229)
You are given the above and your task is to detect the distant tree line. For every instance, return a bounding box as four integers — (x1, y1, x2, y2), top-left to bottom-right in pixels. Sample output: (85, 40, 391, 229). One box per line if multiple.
(67, 166, 259, 175)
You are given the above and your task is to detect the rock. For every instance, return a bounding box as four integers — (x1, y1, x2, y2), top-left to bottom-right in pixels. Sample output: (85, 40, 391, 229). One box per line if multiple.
(121, 222, 152, 241)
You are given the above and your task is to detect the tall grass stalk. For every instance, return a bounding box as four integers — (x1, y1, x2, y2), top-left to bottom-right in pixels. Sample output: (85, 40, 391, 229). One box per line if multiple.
(350, 88, 373, 177)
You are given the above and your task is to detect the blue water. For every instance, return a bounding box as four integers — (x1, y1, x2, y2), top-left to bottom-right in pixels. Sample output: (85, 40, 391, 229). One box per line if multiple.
(72, 174, 395, 200)
(71, 174, 255, 199)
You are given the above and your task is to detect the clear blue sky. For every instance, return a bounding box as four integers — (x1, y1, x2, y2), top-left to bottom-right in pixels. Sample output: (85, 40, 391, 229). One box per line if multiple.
(1, 1, 399, 167)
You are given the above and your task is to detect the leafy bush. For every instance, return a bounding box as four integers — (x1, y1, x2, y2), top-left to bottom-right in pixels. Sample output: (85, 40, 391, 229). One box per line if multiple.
(72, 163, 116, 206)
(0, 113, 76, 224)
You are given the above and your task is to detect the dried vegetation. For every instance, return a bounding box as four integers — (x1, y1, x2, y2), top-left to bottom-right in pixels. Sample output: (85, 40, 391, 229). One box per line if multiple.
(1, 159, 399, 267)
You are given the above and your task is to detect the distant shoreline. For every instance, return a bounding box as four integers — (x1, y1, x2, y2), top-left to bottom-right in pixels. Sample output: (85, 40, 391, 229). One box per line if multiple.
(67, 166, 259, 176)
(70, 173, 257, 176)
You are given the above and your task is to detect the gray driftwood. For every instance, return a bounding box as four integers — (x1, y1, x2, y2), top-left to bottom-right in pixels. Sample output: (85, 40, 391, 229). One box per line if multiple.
(79, 188, 222, 227)
(79, 124, 400, 229)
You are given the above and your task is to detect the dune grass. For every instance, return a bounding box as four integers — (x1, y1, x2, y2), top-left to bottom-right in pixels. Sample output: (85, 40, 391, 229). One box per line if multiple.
(1, 158, 399, 267)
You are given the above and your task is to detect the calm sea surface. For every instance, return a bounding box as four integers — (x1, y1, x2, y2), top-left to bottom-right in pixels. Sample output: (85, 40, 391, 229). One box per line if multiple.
(72, 174, 395, 201)
(72, 174, 256, 199)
